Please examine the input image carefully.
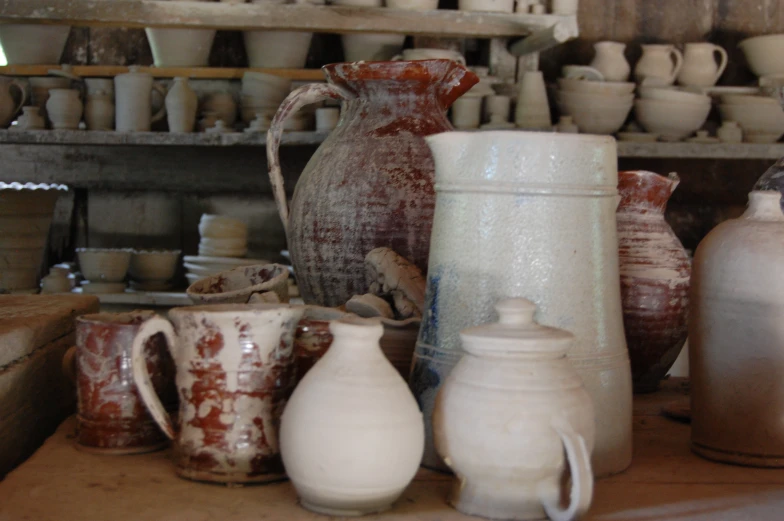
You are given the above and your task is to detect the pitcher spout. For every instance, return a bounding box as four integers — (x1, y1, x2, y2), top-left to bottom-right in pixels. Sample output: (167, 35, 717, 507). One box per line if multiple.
(618, 170, 680, 214)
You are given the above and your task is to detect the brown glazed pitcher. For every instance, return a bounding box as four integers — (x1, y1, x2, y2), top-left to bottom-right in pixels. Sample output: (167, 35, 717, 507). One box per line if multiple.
(131, 303, 305, 484)
(617, 170, 691, 393)
(267, 60, 478, 307)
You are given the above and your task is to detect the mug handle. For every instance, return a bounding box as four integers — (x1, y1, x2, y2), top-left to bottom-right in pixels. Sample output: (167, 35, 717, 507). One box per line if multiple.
(713, 45, 728, 84)
(9, 79, 27, 118)
(61, 346, 77, 384)
(538, 416, 594, 521)
(266, 83, 350, 236)
(151, 83, 168, 124)
(668, 47, 684, 84)
(131, 316, 178, 440)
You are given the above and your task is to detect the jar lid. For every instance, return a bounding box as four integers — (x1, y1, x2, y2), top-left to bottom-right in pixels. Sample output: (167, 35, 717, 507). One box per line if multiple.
(459, 298, 573, 357)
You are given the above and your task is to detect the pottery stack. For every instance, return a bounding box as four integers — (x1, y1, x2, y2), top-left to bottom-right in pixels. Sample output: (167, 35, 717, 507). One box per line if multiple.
(634, 86, 711, 141)
(555, 76, 634, 134)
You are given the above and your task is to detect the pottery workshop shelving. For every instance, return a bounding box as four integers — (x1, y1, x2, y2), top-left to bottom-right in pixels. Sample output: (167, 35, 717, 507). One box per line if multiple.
(0, 65, 327, 81)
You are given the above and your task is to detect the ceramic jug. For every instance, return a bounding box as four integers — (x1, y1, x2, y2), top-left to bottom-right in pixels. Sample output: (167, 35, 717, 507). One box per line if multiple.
(589, 41, 630, 82)
(677, 43, 728, 87)
(165, 77, 198, 133)
(434, 299, 594, 521)
(46, 89, 83, 130)
(85, 90, 115, 131)
(617, 170, 690, 393)
(0, 77, 26, 128)
(266, 60, 478, 307)
(14, 106, 44, 130)
(280, 317, 424, 516)
(690, 190, 784, 467)
(29, 76, 71, 127)
(131, 303, 305, 483)
(410, 131, 631, 477)
(114, 66, 167, 132)
(634, 44, 683, 86)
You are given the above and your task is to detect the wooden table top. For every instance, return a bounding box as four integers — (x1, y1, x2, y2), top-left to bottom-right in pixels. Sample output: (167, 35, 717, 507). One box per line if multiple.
(2, 378, 783, 521)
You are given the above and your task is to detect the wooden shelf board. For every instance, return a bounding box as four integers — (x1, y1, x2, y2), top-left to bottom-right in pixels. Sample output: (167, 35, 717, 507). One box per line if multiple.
(617, 141, 784, 160)
(0, 0, 577, 40)
(0, 65, 326, 81)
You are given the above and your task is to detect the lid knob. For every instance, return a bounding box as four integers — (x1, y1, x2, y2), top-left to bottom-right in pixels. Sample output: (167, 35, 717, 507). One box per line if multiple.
(495, 298, 536, 326)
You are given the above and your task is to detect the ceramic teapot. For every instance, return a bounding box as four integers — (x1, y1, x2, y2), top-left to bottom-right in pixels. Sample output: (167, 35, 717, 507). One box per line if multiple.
(0, 77, 26, 128)
(677, 42, 728, 87)
(131, 303, 305, 483)
(634, 44, 683, 86)
(434, 299, 594, 521)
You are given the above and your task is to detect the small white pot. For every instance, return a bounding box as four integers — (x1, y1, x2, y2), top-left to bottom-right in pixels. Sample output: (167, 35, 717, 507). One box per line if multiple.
(146, 28, 216, 67)
(244, 31, 313, 68)
(0, 25, 71, 65)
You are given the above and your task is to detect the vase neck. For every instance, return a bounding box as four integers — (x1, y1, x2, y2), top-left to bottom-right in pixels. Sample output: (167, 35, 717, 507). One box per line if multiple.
(617, 170, 679, 215)
(743, 190, 784, 221)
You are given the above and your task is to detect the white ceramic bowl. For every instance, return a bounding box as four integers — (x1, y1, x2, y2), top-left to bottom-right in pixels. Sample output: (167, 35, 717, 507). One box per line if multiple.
(638, 87, 711, 106)
(145, 28, 216, 67)
(558, 89, 635, 108)
(129, 249, 181, 282)
(77, 248, 133, 283)
(634, 98, 712, 140)
(719, 104, 784, 142)
(0, 24, 71, 65)
(556, 99, 632, 135)
(557, 78, 636, 96)
(739, 34, 784, 77)
(719, 94, 779, 106)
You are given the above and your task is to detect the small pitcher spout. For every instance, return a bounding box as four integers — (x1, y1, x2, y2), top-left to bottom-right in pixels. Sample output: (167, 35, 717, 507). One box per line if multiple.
(618, 170, 680, 214)
(437, 61, 479, 110)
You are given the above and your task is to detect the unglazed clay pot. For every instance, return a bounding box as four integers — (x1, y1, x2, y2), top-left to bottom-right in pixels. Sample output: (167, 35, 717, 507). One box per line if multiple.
(411, 131, 631, 477)
(0, 24, 71, 65)
(690, 190, 784, 467)
(244, 30, 313, 68)
(434, 299, 594, 521)
(15, 106, 45, 130)
(634, 44, 683, 86)
(69, 311, 177, 454)
(267, 60, 478, 307)
(131, 303, 305, 483)
(677, 42, 728, 87)
(46, 89, 83, 130)
(617, 170, 691, 393)
(85, 90, 115, 131)
(114, 67, 167, 132)
(280, 317, 424, 516)
(203, 91, 237, 126)
(165, 77, 198, 133)
(589, 41, 630, 82)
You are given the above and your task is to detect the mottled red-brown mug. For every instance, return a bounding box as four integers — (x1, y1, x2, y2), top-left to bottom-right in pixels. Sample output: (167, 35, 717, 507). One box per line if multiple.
(69, 311, 177, 454)
(131, 303, 305, 484)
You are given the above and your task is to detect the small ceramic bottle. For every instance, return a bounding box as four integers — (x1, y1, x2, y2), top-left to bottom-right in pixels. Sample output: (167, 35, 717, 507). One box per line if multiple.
(15, 106, 45, 130)
(280, 317, 424, 516)
(85, 89, 115, 131)
(556, 115, 579, 133)
(589, 41, 630, 82)
(165, 77, 198, 133)
(45, 88, 83, 130)
(717, 120, 743, 143)
(515, 71, 551, 130)
(434, 298, 594, 521)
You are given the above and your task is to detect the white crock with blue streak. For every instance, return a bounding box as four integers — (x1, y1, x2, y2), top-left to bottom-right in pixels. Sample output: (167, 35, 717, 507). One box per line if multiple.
(409, 131, 632, 477)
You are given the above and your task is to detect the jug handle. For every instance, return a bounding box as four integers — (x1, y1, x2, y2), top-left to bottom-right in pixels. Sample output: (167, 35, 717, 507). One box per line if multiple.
(538, 416, 593, 521)
(713, 45, 728, 84)
(9, 79, 26, 118)
(266, 83, 349, 236)
(131, 316, 178, 440)
(151, 83, 168, 124)
(668, 48, 684, 84)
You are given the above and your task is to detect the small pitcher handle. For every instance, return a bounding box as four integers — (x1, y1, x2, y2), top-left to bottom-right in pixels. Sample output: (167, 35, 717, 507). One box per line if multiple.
(538, 417, 593, 521)
(131, 316, 178, 440)
(9, 79, 26, 118)
(713, 45, 728, 84)
(151, 83, 168, 124)
(266, 83, 350, 236)
(669, 47, 684, 84)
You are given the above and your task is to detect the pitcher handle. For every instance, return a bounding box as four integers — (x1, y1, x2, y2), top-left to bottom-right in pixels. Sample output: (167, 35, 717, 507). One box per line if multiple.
(131, 316, 178, 440)
(538, 417, 594, 521)
(668, 47, 684, 84)
(713, 45, 728, 84)
(9, 79, 26, 118)
(266, 83, 349, 236)
(151, 83, 168, 124)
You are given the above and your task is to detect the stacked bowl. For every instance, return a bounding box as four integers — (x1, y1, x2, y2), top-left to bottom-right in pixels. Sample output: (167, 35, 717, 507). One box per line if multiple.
(555, 78, 635, 134)
(634, 87, 712, 141)
(718, 94, 784, 143)
(241, 72, 292, 124)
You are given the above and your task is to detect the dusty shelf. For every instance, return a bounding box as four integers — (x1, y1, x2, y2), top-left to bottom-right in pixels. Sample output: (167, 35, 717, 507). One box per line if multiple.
(0, 65, 326, 81)
(616, 141, 784, 160)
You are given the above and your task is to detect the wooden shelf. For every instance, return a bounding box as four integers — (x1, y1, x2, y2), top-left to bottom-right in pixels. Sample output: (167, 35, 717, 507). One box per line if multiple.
(617, 141, 784, 160)
(0, 0, 578, 55)
(0, 65, 326, 81)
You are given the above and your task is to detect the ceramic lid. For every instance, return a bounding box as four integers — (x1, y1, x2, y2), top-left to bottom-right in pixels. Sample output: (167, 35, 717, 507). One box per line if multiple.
(459, 298, 573, 357)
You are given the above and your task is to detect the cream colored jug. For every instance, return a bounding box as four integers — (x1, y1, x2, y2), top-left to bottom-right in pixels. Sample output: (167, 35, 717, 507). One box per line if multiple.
(589, 41, 630, 82)
(0, 77, 26, 128)
(677, 42, 728, 87)
(114, 66, 167, 132)
(435, 298, 594, 521)
(634, 44, 683, 86)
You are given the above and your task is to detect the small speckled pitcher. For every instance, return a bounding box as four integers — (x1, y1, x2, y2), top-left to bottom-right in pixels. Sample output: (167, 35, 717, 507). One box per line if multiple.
(131, 303, 305, 483)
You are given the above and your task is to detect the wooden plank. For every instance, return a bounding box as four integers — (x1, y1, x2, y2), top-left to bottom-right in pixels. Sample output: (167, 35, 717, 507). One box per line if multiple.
(617, 142, 784, 159)
(0, 65, 325, 81)
(0, 0, 574, 39)
(507, 19, 577, 57)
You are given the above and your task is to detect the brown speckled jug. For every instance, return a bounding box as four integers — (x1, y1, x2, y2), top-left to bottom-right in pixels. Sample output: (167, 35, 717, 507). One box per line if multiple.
(617, 170, 691, 393)
(267, 60, 478, 307)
